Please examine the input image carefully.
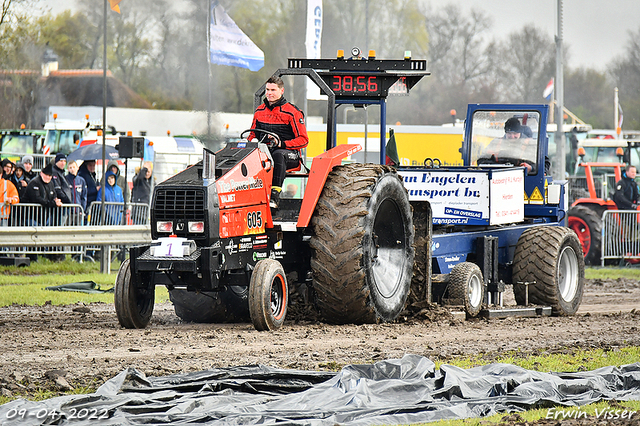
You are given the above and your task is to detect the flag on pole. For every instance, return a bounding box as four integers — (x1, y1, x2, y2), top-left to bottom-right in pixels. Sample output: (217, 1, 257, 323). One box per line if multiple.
(108, 0, 122, 13)
(305, 0, 324, 100)
(543, 78, 554, 100)
(209, 3, 264, 72)
(385, 129, 400, 167)
(618, 103, 624, 129)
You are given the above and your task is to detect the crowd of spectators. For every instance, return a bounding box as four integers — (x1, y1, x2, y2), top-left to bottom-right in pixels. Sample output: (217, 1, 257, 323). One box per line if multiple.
(0, 154, 153, 227)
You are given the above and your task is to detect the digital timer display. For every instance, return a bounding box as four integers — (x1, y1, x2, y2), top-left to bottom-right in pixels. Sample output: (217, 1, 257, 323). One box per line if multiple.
(327, 74, 381, 96)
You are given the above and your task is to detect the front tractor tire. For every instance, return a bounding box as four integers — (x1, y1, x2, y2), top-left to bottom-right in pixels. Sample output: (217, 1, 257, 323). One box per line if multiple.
(248, 259, 288, 331)
(448, 262, 484, 318)
(115, 259, 155, 328)
(567, 205, 602, 265)
(310, 163, 415, 324)
(512, 226, 585, 316)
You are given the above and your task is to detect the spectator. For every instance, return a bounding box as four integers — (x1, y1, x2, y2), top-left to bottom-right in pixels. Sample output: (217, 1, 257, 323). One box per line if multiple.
(105, 160, 130, 203)
(11, 161, 29, 200)
(613, 165, 639, 210)
(97, 170, 124, 225)
(78, 160, 99, 207)
(2, 158, 14, 179)
(65, 160, 87, 212)
(22, 163, 62, 225)
(132, 161, 153, 205)
(1, 167, 19, 226)
(51, 153, 73, 204)
(282, 183, 298, 198)
(21, 155, 36, 181)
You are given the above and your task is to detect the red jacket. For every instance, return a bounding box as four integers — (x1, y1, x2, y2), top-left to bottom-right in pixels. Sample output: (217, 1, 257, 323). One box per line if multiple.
(249, 97, 309, 151)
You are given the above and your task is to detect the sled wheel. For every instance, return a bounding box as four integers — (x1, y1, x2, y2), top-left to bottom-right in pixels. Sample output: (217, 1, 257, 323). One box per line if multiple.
(248, 259, 288, 331)
(567, 205, 603, 265)
(169, 286, 250, 323)
(114, 259, 155, 328)
(449, 262, 484, 318)
(310, 164, 415, 324)
(512, 226, 585, 315)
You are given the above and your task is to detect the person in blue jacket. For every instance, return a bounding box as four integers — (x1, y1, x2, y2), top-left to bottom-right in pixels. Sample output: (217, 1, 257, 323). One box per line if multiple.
(97, 170, 124, 225)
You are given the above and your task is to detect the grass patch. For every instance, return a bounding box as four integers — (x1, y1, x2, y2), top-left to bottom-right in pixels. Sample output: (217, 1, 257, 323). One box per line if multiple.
(433, 346, 640, 373)
(0, 258, 168, 306)
(585, 266, 640, 280)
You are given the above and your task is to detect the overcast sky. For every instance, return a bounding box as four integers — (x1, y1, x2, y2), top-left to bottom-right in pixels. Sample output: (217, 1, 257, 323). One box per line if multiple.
(425, 0, 640, 70)
(40, 0, 640, 70)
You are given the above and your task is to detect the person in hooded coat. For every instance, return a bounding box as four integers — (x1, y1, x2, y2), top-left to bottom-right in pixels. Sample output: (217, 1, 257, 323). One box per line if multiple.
(96, 170, 124, 225)
(11, 162, 29, 200)
(104, 160, 130, 203)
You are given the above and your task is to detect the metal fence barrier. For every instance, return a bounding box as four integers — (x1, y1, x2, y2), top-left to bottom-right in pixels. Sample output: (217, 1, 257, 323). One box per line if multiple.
(2, 202, 150, 259)
(0, 225, 151, 273)
(4, 203, 85, 257)
(84, 202, 149, 261)
(601, 210, 640, 266)
(86, 201, 150, 226)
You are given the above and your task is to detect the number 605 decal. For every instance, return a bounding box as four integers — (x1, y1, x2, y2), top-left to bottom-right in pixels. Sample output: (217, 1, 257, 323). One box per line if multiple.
(247, 211, 263, 229)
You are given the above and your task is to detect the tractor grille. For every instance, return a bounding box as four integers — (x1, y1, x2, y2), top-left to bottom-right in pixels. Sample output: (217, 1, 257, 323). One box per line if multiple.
(154, 188, 206, 221)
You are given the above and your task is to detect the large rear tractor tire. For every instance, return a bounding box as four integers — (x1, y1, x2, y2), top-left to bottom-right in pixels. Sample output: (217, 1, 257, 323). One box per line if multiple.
(448, 262, 484, 318)
(169, 286, 250, 323)
(567, 205, 602, 265)
(512, 226, 585, 316)
(115, 259, 155, 328)
(310, 163, 415, 324)
(248, 259, 288, 331)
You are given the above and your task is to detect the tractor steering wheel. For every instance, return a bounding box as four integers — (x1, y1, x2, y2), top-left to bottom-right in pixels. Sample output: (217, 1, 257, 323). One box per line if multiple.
(477, 155, 520, 167)
(241, 129, 282, 148)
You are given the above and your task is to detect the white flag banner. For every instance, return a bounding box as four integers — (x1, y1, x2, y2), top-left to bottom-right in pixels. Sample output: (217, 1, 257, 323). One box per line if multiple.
(209, 3, 264, 72)
(305, 0, 325, 100)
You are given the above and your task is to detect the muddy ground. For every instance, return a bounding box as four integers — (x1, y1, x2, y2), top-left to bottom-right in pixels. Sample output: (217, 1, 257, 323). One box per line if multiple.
(0, 277, 639, 424)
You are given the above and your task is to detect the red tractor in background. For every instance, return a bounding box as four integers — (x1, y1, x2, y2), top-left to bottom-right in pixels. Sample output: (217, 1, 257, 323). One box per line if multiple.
(567, 144, 639, 265)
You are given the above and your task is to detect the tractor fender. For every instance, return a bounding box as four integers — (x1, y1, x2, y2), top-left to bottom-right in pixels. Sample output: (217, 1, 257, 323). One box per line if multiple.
(296, 144, 362, 228)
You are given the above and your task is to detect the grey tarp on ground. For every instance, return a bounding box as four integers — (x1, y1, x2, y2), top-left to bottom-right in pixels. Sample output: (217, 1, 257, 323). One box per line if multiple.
(1, 354, 640, 425)
(45, 281, 114, 294)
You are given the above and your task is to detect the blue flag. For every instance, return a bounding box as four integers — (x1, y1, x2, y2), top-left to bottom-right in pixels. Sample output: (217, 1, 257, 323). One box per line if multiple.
(209, 3, 264, 72)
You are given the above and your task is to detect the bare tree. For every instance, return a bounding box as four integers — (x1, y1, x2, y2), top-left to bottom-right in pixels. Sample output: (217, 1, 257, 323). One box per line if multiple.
(610, 27, 640, 130)
(425, 4, 493, 90)
(495, 25, 555, 103)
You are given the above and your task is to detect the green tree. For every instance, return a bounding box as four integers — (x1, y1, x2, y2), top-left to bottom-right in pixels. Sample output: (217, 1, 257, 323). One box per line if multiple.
(35, 11, 97, 69)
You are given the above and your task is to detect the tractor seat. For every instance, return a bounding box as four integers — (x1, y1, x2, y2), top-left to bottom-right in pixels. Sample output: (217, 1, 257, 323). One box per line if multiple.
(285, 158, 310, 178)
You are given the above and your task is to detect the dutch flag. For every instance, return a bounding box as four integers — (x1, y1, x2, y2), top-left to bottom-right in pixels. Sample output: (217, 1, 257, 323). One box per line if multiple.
(543, 78, 554, 100)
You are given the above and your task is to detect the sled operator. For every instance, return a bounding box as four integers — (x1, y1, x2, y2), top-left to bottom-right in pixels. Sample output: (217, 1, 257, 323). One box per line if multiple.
(249, 75, 309, 209)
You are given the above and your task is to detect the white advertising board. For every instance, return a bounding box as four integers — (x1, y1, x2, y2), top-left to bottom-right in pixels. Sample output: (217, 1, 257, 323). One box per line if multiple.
(489, 169, 524, 225)
(401, 168, 524, 225)
(402, 170, 490, 225)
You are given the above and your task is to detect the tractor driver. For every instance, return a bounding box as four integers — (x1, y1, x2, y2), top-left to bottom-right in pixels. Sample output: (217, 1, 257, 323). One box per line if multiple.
(480, 117, 537, 174)
(249, 75, 309, 209)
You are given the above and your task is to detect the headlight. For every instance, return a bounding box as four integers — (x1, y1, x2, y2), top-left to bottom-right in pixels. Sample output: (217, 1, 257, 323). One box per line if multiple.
(156, 221, 173, 233)
(188, 221, 204, 233)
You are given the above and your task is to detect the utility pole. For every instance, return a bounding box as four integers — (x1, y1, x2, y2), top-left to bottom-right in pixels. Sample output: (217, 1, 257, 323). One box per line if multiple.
(554, 0, 565, 179)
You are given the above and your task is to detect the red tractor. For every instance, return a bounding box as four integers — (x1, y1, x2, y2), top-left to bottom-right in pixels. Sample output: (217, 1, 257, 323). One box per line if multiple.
(567, 147, 626, 265)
